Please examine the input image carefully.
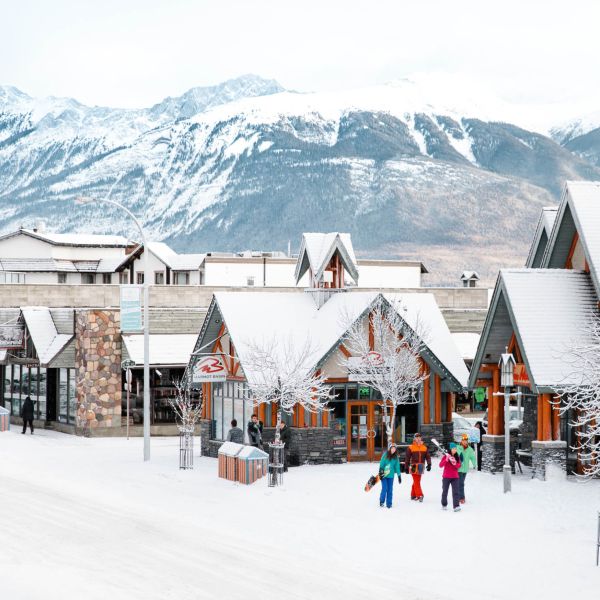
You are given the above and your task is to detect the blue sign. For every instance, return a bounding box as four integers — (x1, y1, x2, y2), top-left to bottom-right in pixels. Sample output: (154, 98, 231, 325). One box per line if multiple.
(120, 285, 143, 332)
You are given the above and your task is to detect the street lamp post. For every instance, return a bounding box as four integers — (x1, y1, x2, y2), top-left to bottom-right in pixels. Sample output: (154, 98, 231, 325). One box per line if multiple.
(76, 194, 151, 462)
(499, 349, 516, 493)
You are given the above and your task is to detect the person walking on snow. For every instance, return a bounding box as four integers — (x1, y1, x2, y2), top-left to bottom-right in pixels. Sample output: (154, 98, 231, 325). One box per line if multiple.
(378, 443, 402, 509)
(21, 395, 34, 434)
(456, 433, 477, 504)
(247, 414, 263, 449)
(440, 443, 462, 512)
(405, 432, 431, 502)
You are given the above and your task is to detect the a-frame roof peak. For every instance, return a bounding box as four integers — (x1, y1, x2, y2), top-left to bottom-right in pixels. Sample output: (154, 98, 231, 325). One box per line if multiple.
(294, 232, 359, 285)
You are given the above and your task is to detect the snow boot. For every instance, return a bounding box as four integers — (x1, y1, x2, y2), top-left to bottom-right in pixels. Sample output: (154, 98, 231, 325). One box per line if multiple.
(418, 496, 424, 503)
(454, 507, 461, 512)
(441, 505, 448, 511)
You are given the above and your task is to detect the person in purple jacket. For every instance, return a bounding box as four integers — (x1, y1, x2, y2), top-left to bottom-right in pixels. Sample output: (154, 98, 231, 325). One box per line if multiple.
(439, 443, 462, 512)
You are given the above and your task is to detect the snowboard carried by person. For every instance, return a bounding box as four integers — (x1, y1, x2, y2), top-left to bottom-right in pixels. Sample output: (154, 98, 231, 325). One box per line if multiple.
(364, 473, 381, 492)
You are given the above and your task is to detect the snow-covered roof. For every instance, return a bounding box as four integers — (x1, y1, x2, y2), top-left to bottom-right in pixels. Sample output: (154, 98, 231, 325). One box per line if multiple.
(460, 271, 480, 281)
(294, 233, 359, 285)
(144, 242, 205, 271)
(21, 307, 72, 366)
(122, 334, 198, 366)
(207, 290, 468, 389)
(0, 229, 131, 247)
(525, 206, 558, 268)
(469, 269, 597, 391)
(451, 332, 481, 361)
(542, 181, 600, 294)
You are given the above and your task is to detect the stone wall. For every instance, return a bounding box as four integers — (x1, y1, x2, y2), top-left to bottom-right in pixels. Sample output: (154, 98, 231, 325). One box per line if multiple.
(481, 434, 519, 474)
(75, 310, 122, 433)
(531, 440, 567, 480)
(262, 427, 344, 464)
(420, 423, 444, 453)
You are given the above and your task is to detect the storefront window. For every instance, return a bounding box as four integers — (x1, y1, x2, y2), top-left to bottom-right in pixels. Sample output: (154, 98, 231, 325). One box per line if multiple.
(69, 369, 76, 422)
(13, 365, 22, 417)
(37, 368, 47, 420)
(212, 382, 250, 441)
(59, 368, 68, 421)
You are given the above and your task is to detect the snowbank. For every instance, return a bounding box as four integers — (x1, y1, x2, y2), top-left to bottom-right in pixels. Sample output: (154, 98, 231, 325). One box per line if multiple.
(0, 430, 598, 600)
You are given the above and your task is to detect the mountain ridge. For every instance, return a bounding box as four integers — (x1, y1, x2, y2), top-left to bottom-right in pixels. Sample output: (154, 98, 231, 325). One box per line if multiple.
(2, 75, 600, 284)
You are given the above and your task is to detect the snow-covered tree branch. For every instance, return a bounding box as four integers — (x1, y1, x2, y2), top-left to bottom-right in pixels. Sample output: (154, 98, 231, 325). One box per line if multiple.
(556, 311, 600, 478)
(242, 336, 332, 441)
(168, 380, 203, 433)
(342, 296, 428, 446)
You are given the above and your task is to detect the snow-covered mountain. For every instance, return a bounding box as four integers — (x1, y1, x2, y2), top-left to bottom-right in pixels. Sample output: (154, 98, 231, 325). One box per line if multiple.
(1, 74, 599, 283)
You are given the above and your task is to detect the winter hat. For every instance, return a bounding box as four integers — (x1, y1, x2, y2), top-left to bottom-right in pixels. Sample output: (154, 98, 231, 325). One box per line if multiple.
(461, 433, 469, 441)
(449, 442, 457, 450)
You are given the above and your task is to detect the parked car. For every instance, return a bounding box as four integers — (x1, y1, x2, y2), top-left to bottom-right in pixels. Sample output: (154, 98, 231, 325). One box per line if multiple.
(452, 414, 476, 443)
(482, 407, 523, 432)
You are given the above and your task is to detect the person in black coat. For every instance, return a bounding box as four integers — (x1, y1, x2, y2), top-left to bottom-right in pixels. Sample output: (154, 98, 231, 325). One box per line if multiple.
(278, 421, 292, 471)
(21, 395, 34, 434)
(474, 421, 486, 470)
(247, 414, 263, 448)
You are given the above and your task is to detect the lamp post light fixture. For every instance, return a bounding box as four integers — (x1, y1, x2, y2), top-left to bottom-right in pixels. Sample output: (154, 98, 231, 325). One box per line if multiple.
(498, 349, 516, 493)
(76, 192, 151, 462)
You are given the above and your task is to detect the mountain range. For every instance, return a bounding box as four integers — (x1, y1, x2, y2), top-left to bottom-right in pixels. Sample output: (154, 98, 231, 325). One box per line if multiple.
(1, 74, 600, 285)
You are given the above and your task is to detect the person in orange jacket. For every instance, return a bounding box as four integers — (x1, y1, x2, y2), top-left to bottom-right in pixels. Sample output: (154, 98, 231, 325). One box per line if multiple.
(404, 432, 432, 502)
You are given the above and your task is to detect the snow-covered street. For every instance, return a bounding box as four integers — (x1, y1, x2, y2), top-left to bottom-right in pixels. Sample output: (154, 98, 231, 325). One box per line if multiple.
(1, 429, 598, 600)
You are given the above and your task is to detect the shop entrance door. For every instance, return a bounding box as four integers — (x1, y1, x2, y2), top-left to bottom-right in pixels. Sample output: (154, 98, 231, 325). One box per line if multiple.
(347, 402, 386, 461)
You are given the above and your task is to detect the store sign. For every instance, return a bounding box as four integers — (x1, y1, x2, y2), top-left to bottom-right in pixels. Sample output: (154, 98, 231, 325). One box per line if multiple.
(333, 437, 346, 447)
(0, 324, 24, 349)
(120, 286, 143, 332)
(514, 363, 530, 387)
(192, 355, 227, 383)
(347, 352, 387, 382)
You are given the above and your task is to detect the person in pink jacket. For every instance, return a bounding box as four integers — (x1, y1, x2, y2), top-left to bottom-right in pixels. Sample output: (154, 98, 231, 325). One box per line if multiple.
(439, 443, 462, 512)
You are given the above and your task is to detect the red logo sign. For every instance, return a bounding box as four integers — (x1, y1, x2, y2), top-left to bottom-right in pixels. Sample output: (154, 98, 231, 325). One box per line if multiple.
(513, 363, 530, 387)
(192, 355, 227, 383)
(197, 356, 225, 374)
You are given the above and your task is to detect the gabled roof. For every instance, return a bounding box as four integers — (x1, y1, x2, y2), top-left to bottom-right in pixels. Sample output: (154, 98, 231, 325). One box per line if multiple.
(192, 290, 468, 389)
(122, 334, 197, 366)
(115, 242, 206, 271)
(21, 307, 72, 366)
(460, 271, 480, 281)
(294, 233, 359, 285)
(468, 269, 597, 392)
(525, 206, 558, 268)
(0, 228, 131, 247)
(542, 181, 600, 295)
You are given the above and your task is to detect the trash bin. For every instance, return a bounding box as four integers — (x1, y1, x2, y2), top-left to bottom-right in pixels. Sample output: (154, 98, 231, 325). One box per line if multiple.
(218, 442, 244, 481)
(0, 406, 9, 432)
(237, 445, 269, 485)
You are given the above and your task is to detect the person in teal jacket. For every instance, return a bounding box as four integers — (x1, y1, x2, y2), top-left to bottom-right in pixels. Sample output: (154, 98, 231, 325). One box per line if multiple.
(378, 443, 402, 508)
(456, 433, 477, 504)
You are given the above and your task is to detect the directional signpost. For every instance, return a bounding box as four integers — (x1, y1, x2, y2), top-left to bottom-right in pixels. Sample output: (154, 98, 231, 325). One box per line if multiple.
(122, 359, 136, 439)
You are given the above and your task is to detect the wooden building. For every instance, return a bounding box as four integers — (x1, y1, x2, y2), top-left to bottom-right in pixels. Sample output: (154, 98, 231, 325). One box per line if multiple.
(469, 181, 600, 477)
(191, 232, 468, 463)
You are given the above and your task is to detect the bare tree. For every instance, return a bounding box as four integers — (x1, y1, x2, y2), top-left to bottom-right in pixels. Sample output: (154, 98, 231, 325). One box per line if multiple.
(168, 380, 203, 433)
(342, 295, 428, 447)
(556, 312, 600, 478)
(242, 337, 332, 441)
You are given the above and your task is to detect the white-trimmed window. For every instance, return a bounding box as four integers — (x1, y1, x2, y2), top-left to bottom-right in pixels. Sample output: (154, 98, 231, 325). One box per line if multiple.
(247, 276, 255, 286)
(57, 273, 67, 284)
(136, 272, 144, 284)
(173, 272, 189, 285)
(119, 272, 129, 284)
(102, 273, 112, 284)
(154, 272, 165, 284)
(82, 273, 95, 284)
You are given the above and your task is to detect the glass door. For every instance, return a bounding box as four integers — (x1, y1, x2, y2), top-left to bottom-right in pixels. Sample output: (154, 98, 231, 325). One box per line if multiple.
(371, 403, 386, 460)
(348, 403, 369, 460)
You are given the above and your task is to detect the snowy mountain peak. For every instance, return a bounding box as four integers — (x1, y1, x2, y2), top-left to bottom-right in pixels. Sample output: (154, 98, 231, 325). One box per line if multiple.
(149, 74, 285, 120)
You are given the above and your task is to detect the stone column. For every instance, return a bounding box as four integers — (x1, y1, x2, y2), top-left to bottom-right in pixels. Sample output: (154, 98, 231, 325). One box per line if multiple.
(75, 310, 122, 433)
(531, 440, 567, 480)
(481, 433, 518, 474)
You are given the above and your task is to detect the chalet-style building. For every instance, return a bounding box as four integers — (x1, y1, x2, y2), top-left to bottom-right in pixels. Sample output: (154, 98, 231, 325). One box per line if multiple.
(191, 233, 468, 464)
(469, 181, 600, 478)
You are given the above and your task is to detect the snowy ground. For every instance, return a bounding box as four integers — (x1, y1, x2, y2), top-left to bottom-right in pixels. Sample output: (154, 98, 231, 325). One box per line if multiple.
(1, 430, 598, 600)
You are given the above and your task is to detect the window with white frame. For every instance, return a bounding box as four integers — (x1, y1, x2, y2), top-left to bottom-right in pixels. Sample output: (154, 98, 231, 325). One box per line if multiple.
(82, 273, 95, 284)
(102, 273, 112, 284)
(57, 273, 67, 284)
(136, 272, 144, 284)
(119, 272, 129, 284)
(173, 272, 189, 285)
(247, 276, 255, 286)
(154, 272, 165, 284)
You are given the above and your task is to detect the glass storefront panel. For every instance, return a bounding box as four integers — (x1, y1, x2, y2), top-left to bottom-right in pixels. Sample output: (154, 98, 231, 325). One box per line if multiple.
(4, 365, 13, 415)
(69, 369, 76, 422)
(59, 368, 69, 422)
(37, 368, 47, 420)
(223, 396, 233, 439)
(13, 365, 22, 417)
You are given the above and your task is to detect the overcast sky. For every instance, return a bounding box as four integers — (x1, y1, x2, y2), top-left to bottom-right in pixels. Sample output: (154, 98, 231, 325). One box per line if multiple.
(3, 0, 600, 109)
